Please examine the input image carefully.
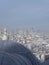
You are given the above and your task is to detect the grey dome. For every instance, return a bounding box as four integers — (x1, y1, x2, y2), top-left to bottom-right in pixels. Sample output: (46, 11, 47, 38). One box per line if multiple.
(0, 52, 32, 65)
(0, 40, 41, 65)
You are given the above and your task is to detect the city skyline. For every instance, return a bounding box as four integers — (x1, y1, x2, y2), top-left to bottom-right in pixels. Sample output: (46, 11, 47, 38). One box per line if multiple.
(0, 0, 49, 32)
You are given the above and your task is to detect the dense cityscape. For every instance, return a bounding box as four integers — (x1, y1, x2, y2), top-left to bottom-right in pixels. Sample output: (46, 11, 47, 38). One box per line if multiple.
(0, 28, 49, 62)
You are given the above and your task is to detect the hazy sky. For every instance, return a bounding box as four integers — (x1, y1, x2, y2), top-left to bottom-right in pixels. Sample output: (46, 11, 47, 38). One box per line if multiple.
(0, 0, 49, 31)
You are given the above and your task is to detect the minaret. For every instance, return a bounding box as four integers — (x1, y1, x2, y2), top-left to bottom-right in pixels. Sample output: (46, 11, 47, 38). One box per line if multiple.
(2, 28, 8, 40)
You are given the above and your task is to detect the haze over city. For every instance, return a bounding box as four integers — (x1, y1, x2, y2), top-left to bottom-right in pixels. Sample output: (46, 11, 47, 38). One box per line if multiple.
(0, 0, 49, 32)
(0, 0, 49, 64)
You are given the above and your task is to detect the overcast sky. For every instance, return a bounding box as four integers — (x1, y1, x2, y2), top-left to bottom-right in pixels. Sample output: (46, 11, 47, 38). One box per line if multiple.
(0, 0, 49, 32)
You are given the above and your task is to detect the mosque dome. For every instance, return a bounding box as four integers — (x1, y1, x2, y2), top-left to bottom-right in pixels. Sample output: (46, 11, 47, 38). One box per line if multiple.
(0, 52, 32, 65)
(0, 40, 41, 65)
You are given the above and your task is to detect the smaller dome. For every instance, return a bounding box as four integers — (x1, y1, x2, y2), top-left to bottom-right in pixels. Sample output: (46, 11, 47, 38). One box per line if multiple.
(42, 60, 49, 65)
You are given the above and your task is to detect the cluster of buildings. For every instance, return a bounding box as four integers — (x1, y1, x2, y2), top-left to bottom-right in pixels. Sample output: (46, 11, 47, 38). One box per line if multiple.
(0, 28, 49, 62)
